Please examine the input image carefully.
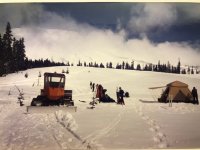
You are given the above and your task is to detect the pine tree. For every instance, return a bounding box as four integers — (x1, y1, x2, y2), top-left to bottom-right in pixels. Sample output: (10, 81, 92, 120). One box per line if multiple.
(109, 62, 112, 68)
(177, 59, 181, 74)
(167, 61, 171, 73)
(122, 61, 125, 69)
(136, 64, 141, 70)
(187, 67, 190, 74)
(0, 34, 5, 75)
(131, 61, 134, 70)
(158, 60, 161, 72)
(18, 38, 26, 70)
(191, 66, 194, 74)
(12, 38, 18, 71)
(2, 22, 13, 73)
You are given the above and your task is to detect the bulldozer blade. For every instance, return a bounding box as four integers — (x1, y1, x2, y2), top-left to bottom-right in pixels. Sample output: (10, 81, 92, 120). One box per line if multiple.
(26, 106, 77, 114)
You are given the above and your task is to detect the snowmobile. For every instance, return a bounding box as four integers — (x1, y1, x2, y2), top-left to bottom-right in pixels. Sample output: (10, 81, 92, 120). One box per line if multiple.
(27, 72, 77, 113)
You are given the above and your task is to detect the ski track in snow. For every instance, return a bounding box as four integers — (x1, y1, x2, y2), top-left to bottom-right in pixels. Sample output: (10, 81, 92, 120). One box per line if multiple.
(134, 100, 169, 149)
(80, 108, 124, 150)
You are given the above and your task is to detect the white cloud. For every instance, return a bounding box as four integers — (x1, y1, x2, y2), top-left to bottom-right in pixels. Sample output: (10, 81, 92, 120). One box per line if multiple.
(128, 3, 177, 34)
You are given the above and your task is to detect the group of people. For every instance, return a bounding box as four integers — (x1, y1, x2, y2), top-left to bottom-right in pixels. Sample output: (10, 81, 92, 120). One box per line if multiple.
(90, 81, 125, 105)
(90, 82, 199, 106)
(90, 82, 105, 100)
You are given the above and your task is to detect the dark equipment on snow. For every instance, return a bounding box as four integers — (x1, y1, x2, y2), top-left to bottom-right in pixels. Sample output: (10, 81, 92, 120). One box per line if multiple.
(124, 92, 130, 97)
(99, 89, 115, 103)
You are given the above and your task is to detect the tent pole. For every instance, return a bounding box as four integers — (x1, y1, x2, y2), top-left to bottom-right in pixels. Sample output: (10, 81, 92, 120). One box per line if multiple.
(169, 94, 173, 107)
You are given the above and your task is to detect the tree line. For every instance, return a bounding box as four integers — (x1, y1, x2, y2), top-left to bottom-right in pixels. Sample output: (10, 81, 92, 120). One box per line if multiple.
(0, 22, 67, 76)
(76, 59, 199, 75)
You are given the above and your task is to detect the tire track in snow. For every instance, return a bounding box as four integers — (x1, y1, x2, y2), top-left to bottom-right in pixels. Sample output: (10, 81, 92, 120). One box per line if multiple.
(80, 108, 125, 150)
(134, 100, 169, 148)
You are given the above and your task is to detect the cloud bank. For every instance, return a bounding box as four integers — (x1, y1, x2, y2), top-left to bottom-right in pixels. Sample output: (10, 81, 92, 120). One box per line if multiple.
(0, 3, 200, 66)
(13, 26, 200, 66)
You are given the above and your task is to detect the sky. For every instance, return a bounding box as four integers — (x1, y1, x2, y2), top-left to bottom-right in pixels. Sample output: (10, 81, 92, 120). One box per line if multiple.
(0, 3, 200, 66)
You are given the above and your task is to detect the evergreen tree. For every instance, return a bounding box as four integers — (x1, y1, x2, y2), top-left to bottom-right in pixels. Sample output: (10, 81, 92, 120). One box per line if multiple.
(149, 64, 153, 71)
(181, 69, 186, 74)
(122, 61, 125, 69)
(167, 61, 171, 73)
(177, 59, 181, 74)
(187, 67, 190, 74)
(99, 63, 105, 68)
(17, 38, 26, 70)
(0, 34, 5, 75)
(131, 61, 134, 70)
(191, 67, 194, 74)
(144, 64, 148, 71)
(136, 64, 141, 70)
(3, 22, 13, 73)
(158, 60, 161, 72)
(12, 38, 18, 71)
(109, 62, 112, 68)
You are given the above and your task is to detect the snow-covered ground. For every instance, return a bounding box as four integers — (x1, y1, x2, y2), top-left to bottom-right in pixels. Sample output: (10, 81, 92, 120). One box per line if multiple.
(0, 66, 200, 150)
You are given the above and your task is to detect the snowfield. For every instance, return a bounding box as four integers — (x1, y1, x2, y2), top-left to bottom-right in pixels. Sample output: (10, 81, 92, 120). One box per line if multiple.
(0, 66, 200, 150)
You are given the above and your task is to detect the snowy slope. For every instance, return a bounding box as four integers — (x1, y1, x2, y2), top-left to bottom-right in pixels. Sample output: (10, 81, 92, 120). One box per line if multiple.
(0, 66, 200, 150)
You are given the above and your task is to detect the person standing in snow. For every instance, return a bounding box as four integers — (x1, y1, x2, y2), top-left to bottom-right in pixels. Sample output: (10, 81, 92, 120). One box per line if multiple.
(99, 84, 103, 101)
(116, 87, 120, 104)
(119, 87, 125, 105)
(96, 84, 103, 101)
(92, 83, 95, 92)
(90, 81, 92, 89)
(192, 87, 199, 105)
(96, 84, 100, 98)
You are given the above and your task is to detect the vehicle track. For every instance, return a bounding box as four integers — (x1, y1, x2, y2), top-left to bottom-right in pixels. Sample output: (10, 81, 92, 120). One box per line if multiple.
(46, 114, 71, 150)
(79, 108, 125, 150)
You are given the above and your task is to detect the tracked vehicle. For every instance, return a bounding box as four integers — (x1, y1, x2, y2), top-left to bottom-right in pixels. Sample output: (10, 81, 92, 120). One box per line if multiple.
(27, 72, 76, 113)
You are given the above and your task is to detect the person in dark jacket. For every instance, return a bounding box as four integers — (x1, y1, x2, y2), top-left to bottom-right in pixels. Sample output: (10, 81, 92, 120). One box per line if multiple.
(116, 87, 120, 104)
(96, 84, 103, 100)
(92, 83, 95, 92)
(192, 87, 199, 105)
(118, 87, 125, 105)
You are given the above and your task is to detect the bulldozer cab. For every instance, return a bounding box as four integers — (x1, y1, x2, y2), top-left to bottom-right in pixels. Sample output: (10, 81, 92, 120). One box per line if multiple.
(44, 73, 65, 88)
(42, 73, 66, 100)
